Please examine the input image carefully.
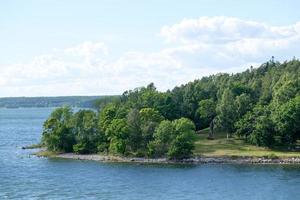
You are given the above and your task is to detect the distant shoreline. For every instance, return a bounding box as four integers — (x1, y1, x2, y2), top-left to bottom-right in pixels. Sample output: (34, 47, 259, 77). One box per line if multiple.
(34, 151, 300, 165)
(0, 95, 108, 109)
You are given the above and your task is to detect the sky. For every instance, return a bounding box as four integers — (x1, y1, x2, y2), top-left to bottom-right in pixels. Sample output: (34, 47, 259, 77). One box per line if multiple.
(1, 0, 300, 97)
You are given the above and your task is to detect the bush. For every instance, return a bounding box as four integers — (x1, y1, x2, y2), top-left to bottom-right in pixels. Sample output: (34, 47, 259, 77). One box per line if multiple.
(167, 133, 195, 160)
(73, 143, 87, 154)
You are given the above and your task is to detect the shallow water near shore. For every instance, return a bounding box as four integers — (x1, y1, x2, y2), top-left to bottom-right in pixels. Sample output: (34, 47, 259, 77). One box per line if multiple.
(1, 107, 300, 199)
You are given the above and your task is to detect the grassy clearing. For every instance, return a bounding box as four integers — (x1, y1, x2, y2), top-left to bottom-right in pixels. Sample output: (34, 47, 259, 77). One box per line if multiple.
(34, 150, 59, 157)
(22, 143, 43, 149)
(194, 128, 300, 158)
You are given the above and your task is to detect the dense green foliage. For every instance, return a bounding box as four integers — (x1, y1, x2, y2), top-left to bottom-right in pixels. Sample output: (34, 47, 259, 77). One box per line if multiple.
(148, 118, 196, 159)
(42, 107, 75, 152)
(42, 59, 300, 159)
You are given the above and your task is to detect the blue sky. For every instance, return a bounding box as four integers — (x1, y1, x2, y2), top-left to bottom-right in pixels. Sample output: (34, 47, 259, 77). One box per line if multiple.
(1, 0, 300, 96)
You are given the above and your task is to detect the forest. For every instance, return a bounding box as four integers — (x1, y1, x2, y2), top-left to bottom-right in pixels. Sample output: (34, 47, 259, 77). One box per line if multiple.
(41, 59, 300, 159)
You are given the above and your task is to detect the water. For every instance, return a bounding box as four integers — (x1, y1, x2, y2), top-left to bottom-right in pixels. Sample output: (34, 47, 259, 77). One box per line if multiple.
(0, 107, 300, 200)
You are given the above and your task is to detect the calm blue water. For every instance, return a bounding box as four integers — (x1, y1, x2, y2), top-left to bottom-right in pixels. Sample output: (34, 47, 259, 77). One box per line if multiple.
(0, 107, 300, 200)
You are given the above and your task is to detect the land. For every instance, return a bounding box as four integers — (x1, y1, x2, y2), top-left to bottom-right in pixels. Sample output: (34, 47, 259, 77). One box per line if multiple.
(0, 96, 105, 108)
(194, 128, 300, 158)
(33, 128, 300, 165)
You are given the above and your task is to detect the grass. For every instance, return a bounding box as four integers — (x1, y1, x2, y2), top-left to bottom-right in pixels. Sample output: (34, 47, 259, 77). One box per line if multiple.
(22, 143, 43, 149)
(194, 128, 300, 158)
(34, 150, 59, 157)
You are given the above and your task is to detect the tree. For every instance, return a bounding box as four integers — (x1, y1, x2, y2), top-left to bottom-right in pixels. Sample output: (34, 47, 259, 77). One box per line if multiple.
(42, 107, 75, 152)
(235, 111, 255, 140)
(139, 108, 164, 147)
(72, 110, 102, 154)
(167, 133, 195, 160)
(274, 95, 300, 145)
(273, 79, 299, 105)
(249, 115, 275, 147)
(148, 118, 196, 159)
(139, 108, 164, 123)
(217, 89, 237, 138)
(167, 118, 196, 159)
(98, 103, 118, 133)
(235, 93, 252, 118)
(235, 105, 275, 147)
(148, 120, 174, 157)
(126, 109, 142, 152)
(197, 98, 216, 138)
(105, 119, 129, 155)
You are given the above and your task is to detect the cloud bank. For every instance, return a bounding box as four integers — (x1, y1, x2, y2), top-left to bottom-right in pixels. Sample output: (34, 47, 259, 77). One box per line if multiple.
(1, 16, 300, 97)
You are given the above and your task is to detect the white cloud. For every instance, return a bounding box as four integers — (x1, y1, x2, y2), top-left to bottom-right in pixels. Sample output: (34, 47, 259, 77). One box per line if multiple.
(160, 16, 300, 44)
(160, 16, 300, 68)
(1, 17, 300, 97)
(64, 41, 108, 65)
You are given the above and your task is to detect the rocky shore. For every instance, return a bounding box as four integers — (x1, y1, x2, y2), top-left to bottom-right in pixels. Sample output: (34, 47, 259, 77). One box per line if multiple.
(37, 152, 300, 165)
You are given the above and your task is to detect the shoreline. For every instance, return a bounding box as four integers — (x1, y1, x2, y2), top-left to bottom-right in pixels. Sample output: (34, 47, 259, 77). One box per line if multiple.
(35, 151, 300, 165)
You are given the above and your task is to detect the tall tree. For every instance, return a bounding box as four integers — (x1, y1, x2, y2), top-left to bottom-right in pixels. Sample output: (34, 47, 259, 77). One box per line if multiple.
(274, 95, 300, 145)
(98, 103, 118, 133)
(217, 89, 237, 138)
(42, 106, 75, 152)
(72, 110, 101, 154)
(148, 120, 175, 157)
(168, 118, 196, 159)
(105, 119, 129, 155)
(197, 98, 216, 138)
(126, 109, 142, 152)
(139, 108, 164, 147)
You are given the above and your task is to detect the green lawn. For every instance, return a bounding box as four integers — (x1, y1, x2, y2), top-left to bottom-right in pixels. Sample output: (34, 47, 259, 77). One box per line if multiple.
(194, 128, 300, 158)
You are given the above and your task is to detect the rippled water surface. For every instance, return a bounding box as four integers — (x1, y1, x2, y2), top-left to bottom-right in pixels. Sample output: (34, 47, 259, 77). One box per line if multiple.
(1, 107, 300, 200)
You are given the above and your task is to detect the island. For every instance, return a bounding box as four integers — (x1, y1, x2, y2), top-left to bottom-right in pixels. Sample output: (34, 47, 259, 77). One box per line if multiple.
(0, 96, 117, 109)
(35, 59, 300, 164)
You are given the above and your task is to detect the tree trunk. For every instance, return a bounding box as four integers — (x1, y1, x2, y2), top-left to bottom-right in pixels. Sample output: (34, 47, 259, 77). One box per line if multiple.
(208, 119, 215, 139)
(227, 133, 232, 139)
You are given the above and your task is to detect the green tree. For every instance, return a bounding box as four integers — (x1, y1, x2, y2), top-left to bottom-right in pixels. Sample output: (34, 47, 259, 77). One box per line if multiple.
(126, 109, 142, 152)
(72, 110, 103, 154)
(236, 105, 275, 147)
(42, 107, 75, 152)
(148, 120, 174, 157)
(197, 98, 216, 138)
(105, 119, 129, 155)
(235, 111, 255, 140)
(98, 103, 118, 133)
(235, 93, 252, 118)
(274, 95, 300, 145)
(273, 79, 299, 105)
(249, 115, 275, 147)
(139, 108, 164, 123)
(139, 108, 164, 147)
(167, 118, 196, 159)
(217, 89, 237, 137)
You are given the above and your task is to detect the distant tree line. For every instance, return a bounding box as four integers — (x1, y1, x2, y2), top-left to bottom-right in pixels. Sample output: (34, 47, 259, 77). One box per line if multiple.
(42, 59, 300, 159)
(0, 96, 106, 108)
